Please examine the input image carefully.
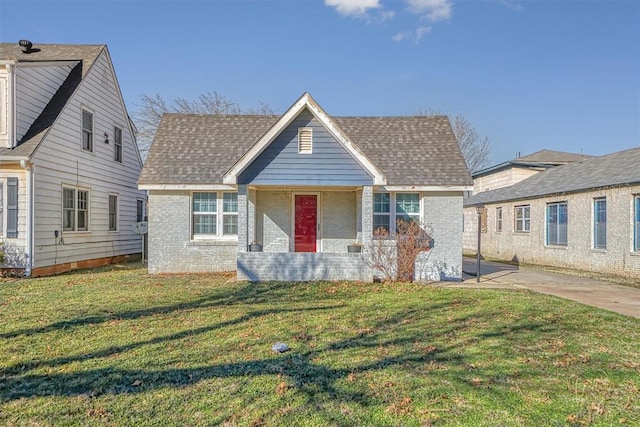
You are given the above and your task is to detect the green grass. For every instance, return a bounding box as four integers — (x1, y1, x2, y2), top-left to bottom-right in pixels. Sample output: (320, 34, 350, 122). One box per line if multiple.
(1, 263, 638, 426)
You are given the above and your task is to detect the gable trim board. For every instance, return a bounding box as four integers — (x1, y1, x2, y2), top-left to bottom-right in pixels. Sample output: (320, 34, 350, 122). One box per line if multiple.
(223, 92, 387, 186)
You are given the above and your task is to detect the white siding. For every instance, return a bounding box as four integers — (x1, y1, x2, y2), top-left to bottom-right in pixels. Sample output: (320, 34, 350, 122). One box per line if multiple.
(30, 50, 144, 269)
(15, 64, 74, 142)
(0, 67, 8, 147)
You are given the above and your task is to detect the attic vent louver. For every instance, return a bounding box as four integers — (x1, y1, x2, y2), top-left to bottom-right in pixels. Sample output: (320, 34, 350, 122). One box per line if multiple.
(298, 127, 312, 154)
(19, 40, 34, 53)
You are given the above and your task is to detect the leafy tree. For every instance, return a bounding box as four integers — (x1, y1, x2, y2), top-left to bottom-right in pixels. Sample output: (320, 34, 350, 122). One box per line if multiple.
(132, 92, 277, 160)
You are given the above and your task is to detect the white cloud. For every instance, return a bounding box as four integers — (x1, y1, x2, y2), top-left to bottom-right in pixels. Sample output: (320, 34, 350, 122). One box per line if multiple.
(325, 0, 382, 17)
(500, 0, 523, 11)
(392, 26, 432, 43)
(405, 0, 452, 22)
(392, 31, 410, 42)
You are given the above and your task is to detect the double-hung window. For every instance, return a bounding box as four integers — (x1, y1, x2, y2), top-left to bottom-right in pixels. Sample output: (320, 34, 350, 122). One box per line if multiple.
(373, 192, 420, 234)
(137, 199, 145, 222)
(547, 202, 568, 246)
(63, 187, 89, 231)
(82, 109, 93, 152)
(496, 207, 503, 232)
(634, 196, 640, 252)
(114, 126, 122, 162)
(192, 192, 238, 238)
(514, 205, 530, 233)
(0, 180, 3, 236)
(108, 195, 118, 231)
(593, 198, 606, 249)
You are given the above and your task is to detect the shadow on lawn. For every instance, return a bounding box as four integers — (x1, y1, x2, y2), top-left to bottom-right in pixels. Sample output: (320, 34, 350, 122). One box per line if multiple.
(0, 280, 563, 425)
(0, 280, 326, 339)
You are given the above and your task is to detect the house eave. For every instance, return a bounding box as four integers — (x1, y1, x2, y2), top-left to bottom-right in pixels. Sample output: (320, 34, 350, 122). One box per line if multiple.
(139, 184, 237, 191)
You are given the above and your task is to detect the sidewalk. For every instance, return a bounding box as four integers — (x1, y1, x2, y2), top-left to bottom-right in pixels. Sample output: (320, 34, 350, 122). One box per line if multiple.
(442, 258, 640, 319)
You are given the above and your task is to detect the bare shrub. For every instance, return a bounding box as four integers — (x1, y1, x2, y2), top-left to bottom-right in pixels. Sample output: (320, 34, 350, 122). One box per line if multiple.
(367, 219, 433, 282)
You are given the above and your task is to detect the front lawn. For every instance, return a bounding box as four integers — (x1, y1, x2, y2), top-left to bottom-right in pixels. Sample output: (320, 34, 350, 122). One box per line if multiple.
(1, 264, 638, 426)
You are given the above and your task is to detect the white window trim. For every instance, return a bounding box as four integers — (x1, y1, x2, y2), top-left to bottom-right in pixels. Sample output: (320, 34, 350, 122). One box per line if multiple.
(81, 106, 94, 153)
(514, 205, 530, 233)
(546, 201, 568, 246)
(634, 195, 640, 253)
(62, 185, 91, 233)
(108, 193, 119, 232)
(191, 191, 238, 240)
(113, 125, 123, 163)
(0, 179, 5, 237)
(593, 197, 606, 250)
(373, 192, 422, 233)
(495, 206, 503, 233)
(137, 199, 145, 222)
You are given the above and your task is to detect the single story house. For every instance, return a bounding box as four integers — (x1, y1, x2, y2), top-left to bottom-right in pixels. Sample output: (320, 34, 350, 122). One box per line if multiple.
(139, 93, 473, 282)
(464, 147, 640, 279)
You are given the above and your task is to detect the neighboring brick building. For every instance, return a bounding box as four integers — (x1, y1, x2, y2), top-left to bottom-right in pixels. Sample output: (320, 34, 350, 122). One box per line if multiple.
(138, 93, 473, 282)
(464, 148, 640, 280)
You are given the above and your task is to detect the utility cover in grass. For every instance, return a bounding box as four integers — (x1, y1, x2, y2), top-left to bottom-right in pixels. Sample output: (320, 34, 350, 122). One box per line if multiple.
(271, 342, 289, 353)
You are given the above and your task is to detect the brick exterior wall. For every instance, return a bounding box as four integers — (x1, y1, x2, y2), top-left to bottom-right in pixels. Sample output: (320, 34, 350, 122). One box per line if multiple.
(147, 191, 237, 273)
(463, 185, 640, 279)
(419, 192, 465, 281)
(237, 252, 372, 281)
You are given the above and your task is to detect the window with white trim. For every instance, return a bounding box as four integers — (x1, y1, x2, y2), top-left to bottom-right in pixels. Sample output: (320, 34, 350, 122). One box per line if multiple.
(593, 197, 606, 249)
(192, 192, 238, 238)
(547, 201, 567, 246)
(108, 195, 118, 231)
(496, 207, 503, 232)
(0, 180, 3, 236)
(63, 186, 89, 231)
(82, 109, 93, 152)
(373, 192, 420, 233)
(114, 126, 122, 163)
(514, 205, 530, 233)
(634, 195, 640, 252)
(137, 199, 145, 222)
(298, 127, 312, 154)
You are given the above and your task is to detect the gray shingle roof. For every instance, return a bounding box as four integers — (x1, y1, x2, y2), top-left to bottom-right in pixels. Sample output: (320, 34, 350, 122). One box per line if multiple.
(466, 147, 640, 206)
(138, 113, 473, 187)
(0, 42, 104, 158)
(515, 149, 591, 165)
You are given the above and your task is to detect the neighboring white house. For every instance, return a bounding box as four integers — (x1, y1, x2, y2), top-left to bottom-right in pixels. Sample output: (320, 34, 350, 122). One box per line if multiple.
(0, 41, 145, 276)
(464, 148, 640, 280)
(139, 92, 474, 282)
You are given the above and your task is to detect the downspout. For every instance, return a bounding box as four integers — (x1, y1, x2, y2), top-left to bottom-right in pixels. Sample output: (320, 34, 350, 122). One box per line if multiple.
(19, 159, 33, 276)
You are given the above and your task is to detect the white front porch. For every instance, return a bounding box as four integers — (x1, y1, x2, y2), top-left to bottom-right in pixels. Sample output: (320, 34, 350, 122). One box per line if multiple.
(236, 185, 374, 281)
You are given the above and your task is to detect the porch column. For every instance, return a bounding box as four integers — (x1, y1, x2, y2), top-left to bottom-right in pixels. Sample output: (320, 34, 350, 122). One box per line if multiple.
(247, 188, 256, 246)
(237, 184, 248, 252)
(361, 186, 373, 250)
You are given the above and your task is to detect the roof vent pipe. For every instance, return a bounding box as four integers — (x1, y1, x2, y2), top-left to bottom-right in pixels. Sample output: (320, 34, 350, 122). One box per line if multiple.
(19, 39, 34, 53)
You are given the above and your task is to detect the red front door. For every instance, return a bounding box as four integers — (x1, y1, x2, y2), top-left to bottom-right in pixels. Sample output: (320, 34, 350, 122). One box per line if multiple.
(294, 195, 317, 252)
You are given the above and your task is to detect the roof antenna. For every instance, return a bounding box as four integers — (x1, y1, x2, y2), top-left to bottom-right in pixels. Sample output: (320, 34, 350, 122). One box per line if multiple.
(19, 40, 34, 53)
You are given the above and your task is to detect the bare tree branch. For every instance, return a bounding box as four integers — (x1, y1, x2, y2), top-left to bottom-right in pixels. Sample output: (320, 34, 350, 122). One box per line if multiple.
(415, 109, 491, 173)
(131, 92, 276, 161)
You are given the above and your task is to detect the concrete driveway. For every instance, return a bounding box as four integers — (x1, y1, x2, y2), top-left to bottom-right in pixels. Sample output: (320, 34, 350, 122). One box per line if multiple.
(451, 257, 640, 319)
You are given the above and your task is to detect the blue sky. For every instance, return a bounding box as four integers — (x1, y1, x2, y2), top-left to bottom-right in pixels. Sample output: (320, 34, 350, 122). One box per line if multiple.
(1, 0, 638, 165)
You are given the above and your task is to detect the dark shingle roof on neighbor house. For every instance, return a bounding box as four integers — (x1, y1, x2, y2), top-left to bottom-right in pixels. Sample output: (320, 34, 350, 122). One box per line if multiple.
(472, 149, 591, 178)
(465, 147, 640, 206)
(138, 113, 474, 187)
(0, 42, 105, 158)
